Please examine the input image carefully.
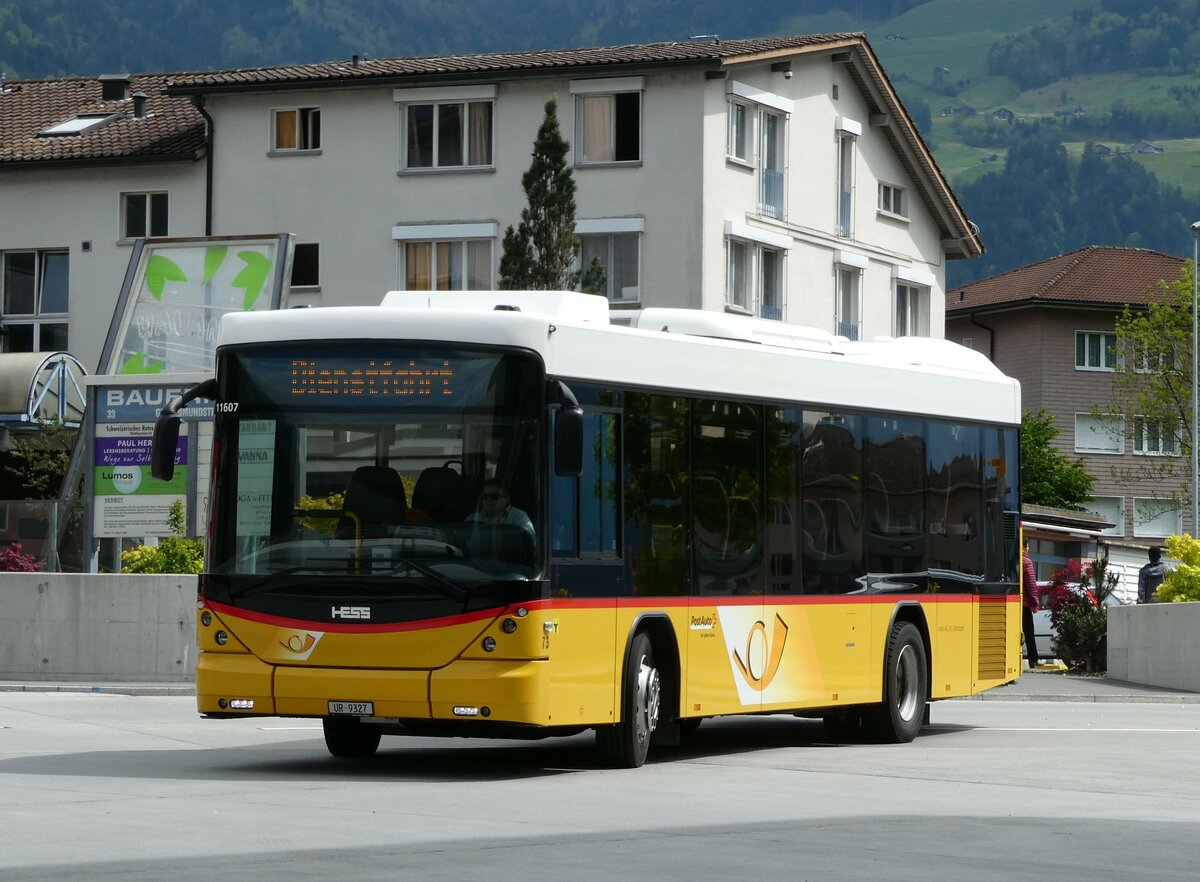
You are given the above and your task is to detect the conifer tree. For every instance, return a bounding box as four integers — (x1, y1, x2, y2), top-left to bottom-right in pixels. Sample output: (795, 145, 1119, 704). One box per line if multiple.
(499, 97, 605, 294)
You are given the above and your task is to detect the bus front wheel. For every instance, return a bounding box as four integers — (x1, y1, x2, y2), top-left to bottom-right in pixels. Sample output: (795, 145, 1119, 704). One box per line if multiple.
(868, 621, 928, 743)
(323, 716, 382, 758)
(596, 631, 661, 768)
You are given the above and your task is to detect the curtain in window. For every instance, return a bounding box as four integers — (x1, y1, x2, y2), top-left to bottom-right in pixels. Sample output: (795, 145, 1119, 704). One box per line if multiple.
(274, 111, 298, 149)
(468, 102, 492, 166)
(405, 243, 432, 290)
(580, 95, 613, 162)
(437, 242, 461, 290)
(467, 241, 492, 289)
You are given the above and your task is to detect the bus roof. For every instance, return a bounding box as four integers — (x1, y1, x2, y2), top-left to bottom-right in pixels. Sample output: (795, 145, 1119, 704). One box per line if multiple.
(218, 291, 1021, 425)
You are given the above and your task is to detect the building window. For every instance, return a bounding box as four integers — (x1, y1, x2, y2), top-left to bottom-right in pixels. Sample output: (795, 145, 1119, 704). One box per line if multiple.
(760, 247, 783, 320)
(879, 183, 907, 218)
(727, 240, 750, 312)
(1075, 330, 1118, 371)
(580, 233, 640, 303)
(1074, 413, 1123, 454)
(1086, 496, 1125, 537)
(1, 250, 69, 353)
(1134, 497, 1182, 538)
(290, 243, 320, 289)
(727, 100, 750, 162)
(760, 110, 785, 219)
(401, 240, 492, 290)
(835, 264, 860, 340)
(272, 107, 321, 152)
(405, 100, 493, 169)
(837, 132, 855, 236)
(894, 283, 929, 336)
(576, 91, 641, 164)
(1134, 417, 1181, 456)
(725, 240, 785, 319)
(122, 192, 168, 239)
(961, 337, 974, 350)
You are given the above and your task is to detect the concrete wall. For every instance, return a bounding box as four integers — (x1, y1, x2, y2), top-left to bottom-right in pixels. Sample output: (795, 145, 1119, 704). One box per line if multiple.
(0, 574, 196, 682)
(1109, 603, 1200, 692)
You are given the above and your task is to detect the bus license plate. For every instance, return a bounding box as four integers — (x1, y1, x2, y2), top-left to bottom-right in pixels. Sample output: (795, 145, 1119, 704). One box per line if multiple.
(328, 701, 373, 716)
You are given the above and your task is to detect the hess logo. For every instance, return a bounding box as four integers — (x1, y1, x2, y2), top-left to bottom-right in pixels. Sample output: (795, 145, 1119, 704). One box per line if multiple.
(331, 605, 371, 620)
(732, 613, 789, 692)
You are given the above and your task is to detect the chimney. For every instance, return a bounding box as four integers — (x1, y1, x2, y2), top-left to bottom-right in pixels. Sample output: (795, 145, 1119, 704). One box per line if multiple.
(132, 91, 148, 119)
(99, 73, 131, 101)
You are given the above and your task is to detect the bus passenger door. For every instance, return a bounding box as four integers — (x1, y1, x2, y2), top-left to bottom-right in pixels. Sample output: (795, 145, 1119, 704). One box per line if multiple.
(548, 409, 620, 726)
(688, 400, 767, 717)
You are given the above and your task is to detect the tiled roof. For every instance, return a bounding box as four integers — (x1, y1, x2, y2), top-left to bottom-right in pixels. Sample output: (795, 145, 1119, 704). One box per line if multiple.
(164, 34, 864, 92)
(946, 246, 1186, 313)
(0, 73, 205, 167)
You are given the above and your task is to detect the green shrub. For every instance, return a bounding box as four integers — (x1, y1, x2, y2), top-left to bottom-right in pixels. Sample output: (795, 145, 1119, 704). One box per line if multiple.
(121, 501, 203, 574)
(1046, 552, 1117, 673)
(1158, 535, 1200, 602)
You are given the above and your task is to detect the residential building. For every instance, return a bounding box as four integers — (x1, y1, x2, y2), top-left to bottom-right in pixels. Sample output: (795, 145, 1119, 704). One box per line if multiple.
(946, 245, 1186, 589)
(1, 35, 980, 374)
(0, 74, 207, 369)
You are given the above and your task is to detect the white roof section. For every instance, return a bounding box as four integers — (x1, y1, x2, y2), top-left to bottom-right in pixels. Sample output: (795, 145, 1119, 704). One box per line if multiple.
(218, 292, 1020, 425)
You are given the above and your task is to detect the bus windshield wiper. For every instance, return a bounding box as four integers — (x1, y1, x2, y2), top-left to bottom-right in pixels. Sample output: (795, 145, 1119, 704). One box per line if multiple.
(387, 557, 469, 602)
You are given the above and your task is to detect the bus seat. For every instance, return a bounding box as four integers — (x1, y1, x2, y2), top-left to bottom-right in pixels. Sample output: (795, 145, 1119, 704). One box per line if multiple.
(336, 466, 407, 540)
(411, 465, 463, 522)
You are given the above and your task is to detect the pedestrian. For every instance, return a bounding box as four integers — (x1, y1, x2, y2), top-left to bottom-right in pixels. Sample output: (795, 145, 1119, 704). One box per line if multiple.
(1023, 548, 1040, 668)
(1137, 545, 1168, 604)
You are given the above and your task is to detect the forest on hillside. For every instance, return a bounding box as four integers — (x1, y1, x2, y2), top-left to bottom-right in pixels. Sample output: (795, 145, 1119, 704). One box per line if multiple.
(949, 131, 1200, 286)
(0, 0, 926, 80)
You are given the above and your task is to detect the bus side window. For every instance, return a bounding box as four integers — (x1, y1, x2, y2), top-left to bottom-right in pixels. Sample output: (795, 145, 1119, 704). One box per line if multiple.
(552, 410, 619, 558)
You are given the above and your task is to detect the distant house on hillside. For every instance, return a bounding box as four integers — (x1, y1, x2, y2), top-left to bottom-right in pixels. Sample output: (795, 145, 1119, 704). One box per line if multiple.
(946, 245, 1187, 585)
(1092, 143, 1113, 156)
(1054, 104, 1085, 116)
(1133, 139, 1164, 154)
(992, 107, 1014, 122)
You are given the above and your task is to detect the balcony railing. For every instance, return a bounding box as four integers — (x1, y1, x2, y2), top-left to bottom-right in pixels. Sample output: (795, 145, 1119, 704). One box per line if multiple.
(836, 320, 860, 341)
(760, 169, 784, 219)
(759, 304, 782, 321)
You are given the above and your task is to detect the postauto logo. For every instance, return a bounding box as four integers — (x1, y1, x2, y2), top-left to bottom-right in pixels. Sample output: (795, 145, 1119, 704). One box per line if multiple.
(716, 609, 790, 705)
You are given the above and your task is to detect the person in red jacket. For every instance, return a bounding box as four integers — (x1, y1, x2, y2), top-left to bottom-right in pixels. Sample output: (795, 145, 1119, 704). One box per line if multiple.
(1022, 548, 1040, 668)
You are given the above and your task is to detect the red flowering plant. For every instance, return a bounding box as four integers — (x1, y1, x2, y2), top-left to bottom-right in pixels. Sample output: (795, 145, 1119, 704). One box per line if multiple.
(0, 541, 43, 572)
(1045, 553, 1117, 673)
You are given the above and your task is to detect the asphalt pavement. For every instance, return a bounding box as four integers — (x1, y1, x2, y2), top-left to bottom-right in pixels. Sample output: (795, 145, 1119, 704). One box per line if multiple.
(0, 668, 1196, 701)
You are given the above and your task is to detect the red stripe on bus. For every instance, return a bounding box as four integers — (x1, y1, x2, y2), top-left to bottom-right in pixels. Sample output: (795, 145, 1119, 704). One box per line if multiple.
(204, 599, 505, 634)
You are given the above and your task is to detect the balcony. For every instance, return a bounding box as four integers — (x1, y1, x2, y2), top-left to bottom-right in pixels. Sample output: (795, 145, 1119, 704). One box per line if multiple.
(759, 304, 782, 321)
(836, 320, 860, 341)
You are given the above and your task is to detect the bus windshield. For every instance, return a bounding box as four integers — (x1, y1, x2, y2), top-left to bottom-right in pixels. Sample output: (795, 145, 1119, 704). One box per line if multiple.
(208, 345, 545, 599)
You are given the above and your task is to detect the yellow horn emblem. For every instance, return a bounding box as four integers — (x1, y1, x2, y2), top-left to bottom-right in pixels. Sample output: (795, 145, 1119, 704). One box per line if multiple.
(732, 613, 788, 691)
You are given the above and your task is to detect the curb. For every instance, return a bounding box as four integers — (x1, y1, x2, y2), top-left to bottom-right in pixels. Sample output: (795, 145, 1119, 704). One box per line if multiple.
(0, 683, 194, 697)
(971, 691, 1200, 704)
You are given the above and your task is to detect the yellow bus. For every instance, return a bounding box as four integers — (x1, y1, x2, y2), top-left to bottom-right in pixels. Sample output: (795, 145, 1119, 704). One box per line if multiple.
(152, 291, 1023, 767)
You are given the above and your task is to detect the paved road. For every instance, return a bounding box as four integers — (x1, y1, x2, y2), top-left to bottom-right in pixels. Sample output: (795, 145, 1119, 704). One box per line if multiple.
(2, 674, 1199, 880)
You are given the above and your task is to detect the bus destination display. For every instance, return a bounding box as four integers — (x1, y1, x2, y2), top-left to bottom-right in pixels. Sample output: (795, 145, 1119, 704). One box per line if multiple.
(290, 358, 455, 397)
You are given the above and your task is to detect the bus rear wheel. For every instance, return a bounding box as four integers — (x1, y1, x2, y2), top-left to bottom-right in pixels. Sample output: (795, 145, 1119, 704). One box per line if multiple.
(596, 631, 661, 768)
(323, 716, 382, 758)
(867, 620, 928, 743)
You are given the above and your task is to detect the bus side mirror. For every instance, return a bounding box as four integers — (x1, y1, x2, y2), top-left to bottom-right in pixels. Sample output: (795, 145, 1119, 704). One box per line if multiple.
(151, 415, 182, 481)
(555, 406, 584, 477)
(150, 378, 217, 481)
